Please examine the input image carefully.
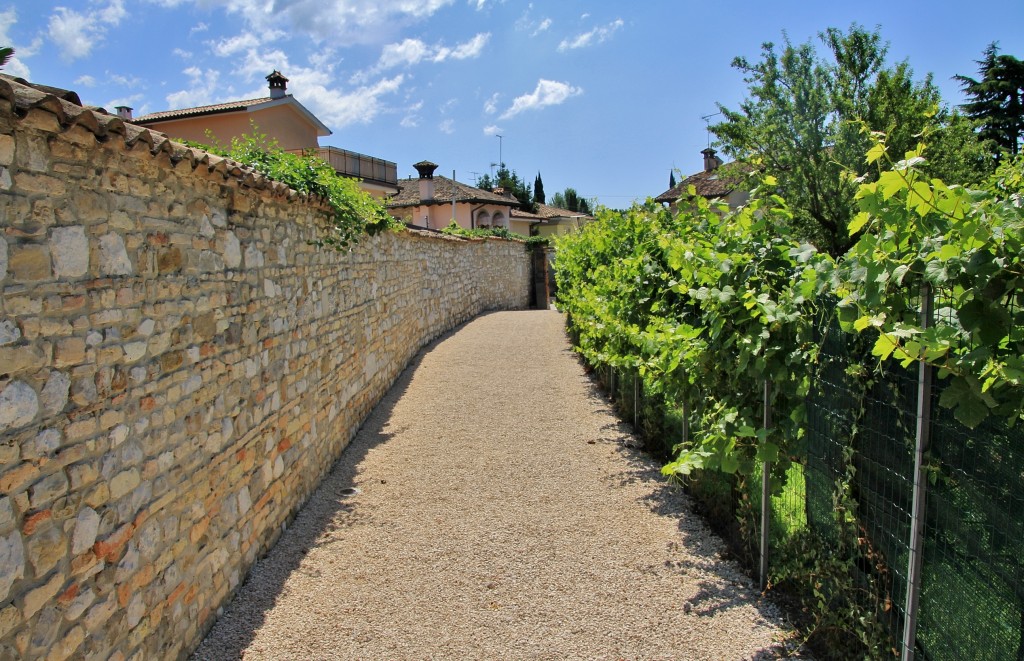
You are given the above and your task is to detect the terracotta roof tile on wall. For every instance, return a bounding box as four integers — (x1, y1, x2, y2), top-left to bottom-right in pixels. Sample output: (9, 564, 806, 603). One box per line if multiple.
(0, 74, 325, 204)
(388, 176, 519, 208)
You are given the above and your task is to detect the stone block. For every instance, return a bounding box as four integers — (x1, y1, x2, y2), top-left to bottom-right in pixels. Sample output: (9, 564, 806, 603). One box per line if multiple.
(26, 525, 65, 576)
(50, 226, 89, 278)
(0, 530, 25, 601)
(71, 507, 100, 555)
(54, 336, 86, 367)
(8, 244, 52, 281)
(29, 471, 69, 509)
(97, 233, 132, 276)
(0, 381, 39, 431)
(40, 371, 71, 415)
(21, 571, 63, 619)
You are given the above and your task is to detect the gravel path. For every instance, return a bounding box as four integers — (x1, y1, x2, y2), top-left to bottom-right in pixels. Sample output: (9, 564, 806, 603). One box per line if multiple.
(192, 310, 792, 660)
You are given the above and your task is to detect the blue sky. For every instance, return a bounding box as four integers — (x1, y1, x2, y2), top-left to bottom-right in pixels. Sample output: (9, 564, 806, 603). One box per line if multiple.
(3, 1, 1024, 208)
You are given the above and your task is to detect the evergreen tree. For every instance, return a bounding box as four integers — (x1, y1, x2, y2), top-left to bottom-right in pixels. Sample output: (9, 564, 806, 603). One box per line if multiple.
(669, 170, 677, 189)
(534, 172, 546, 204)
(0, 47, 14, 69)
(955, 43, 1024, 158)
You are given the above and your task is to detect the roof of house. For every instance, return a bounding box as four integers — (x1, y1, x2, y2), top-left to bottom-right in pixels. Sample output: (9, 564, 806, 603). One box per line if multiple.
(135, 95, 332, 137)
(655, 161, 752, 204)
(510, 203, 594, 221)
(387, 176, 520, 208)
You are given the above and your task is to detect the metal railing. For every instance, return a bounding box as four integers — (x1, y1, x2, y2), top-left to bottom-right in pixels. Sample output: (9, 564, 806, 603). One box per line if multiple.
(286, 146, 397, 187)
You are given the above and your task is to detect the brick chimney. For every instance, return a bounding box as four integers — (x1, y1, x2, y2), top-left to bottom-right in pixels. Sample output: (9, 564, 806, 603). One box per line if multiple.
(115, 106, 133, 121)
(414, 160, 438, 201)
(266, 71, 288, 100)
(702, 147, 722, 172)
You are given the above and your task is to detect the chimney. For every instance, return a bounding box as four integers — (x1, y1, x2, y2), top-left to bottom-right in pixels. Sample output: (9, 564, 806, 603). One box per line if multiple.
(414, 160, 438, 202)
(115, 106, 133, 121)
(493, 186, 505, 195)
(266, 70, 289, 99)
(702, 147, 722, 172)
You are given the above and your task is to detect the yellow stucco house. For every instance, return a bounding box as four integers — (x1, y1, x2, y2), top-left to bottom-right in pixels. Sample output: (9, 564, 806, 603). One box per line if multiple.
(130, 71, 399, 198)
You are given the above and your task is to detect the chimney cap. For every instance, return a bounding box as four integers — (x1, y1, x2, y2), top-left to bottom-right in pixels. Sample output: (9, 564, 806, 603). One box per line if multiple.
(413, 161, 439, 179)
(114, 106, 133, 120)
(266, 70, 288, 98)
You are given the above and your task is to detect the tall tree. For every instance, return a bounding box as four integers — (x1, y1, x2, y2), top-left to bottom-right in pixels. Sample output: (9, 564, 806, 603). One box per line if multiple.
(669, 170, 677, 189)
(955, 43, 1024, 159)
(0, 47, 14, 69)
(534, 172, 546, 204)
(713, 25, 951, 256)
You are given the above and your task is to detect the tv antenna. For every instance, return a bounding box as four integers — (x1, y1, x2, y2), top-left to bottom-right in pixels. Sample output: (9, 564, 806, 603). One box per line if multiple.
(489, 162, 498, 178)
(701, 111, 722, 148)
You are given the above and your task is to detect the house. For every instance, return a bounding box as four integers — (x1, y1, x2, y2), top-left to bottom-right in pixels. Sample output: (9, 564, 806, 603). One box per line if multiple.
(655, 148, 751, 212)
(386, 161, 530, 233)
(132, 71, 399, 198)
(512, 203, 594, 238)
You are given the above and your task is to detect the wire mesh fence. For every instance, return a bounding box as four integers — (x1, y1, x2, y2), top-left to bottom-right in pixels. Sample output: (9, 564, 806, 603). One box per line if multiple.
(585, 290, 1024, 659)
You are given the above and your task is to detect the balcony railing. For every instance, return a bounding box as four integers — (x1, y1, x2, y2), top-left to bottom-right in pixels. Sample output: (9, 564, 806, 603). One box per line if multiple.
(285, 146, 398, 187)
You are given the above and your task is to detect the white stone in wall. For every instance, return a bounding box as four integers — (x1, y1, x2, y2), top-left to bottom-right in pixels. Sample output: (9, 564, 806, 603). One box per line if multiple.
(245, 245, 265, 268)
(0, 319, 19, 345)
(98, 233, 133, 276)
(40, 371, 70, 415)
(220, 231, 242, 269)
(0, 167, 11, 191)
(0, 238, 7, 281)
(199, 216, 216, 239)
(136, 319, 155, 337)
(50, 226, 89, 278)
(109, 424, 129, 448)
(123, 342, 147, 363)
(71, 507, 101, 555)
(0, 531, 25, 601)
(237, 487, 251, 516)
(0, 380, 38, 430)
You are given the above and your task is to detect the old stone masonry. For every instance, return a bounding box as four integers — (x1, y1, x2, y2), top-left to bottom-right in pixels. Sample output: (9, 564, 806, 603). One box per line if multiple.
(0, 74, 530, 659)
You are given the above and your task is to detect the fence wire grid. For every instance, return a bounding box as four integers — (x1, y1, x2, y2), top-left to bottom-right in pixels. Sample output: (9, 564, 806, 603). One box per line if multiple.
(586, 293, 1024, 660)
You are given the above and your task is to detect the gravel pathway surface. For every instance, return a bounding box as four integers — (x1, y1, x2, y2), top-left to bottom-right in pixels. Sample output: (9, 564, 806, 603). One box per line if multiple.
(192, 310, 792, 660)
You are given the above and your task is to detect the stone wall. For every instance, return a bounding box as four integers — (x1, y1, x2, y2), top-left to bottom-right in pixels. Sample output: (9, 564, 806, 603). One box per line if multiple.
(0, 76, 530, 660)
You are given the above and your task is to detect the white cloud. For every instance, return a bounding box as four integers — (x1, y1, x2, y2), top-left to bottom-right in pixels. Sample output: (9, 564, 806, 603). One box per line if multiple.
(75, 75, 97, 87)
(310, 74, 405, 128)
(354, 32, 490, 82)
(211, 33, 261, 57)
(401, 100, 424, 128)
(179, 0, 456, 46)
(483, 124, 502, 136)
(172, 48, 192, 60)
(500, 79, 582, 120)
(483, 92, 500, 115)
(439, 98, 458, 114)
(379, 38, 431, 69)
(448, 32, 490, 60)
(439, 119, 454, 134)
(515, 5, 551, 36)
(533, 18, 552, 36)
(47, 0, 126, 62)
(0, 9, 34, 78)
(189, 22, 209, 36)
(558, 18, 623, 52)
(166, 67, 222, 109)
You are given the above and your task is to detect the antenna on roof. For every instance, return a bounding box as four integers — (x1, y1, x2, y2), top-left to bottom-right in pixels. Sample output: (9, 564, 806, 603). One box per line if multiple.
(489, 162, 498, 178)
(701, 111, 722, 148)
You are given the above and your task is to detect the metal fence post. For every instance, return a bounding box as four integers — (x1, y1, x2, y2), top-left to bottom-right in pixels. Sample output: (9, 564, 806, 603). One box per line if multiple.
(634, 371, 640, 430)
(760, 379, 771, 591)
(902, 283, 934, 661)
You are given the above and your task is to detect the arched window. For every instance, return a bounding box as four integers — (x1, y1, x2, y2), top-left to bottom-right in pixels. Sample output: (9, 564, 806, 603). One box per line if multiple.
(492, 211, 506, 229)
(476, 210, 491, 228)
